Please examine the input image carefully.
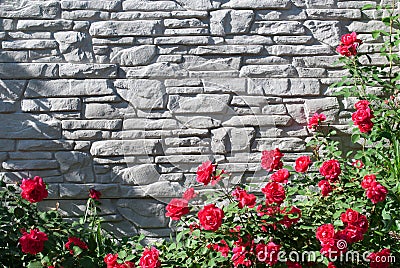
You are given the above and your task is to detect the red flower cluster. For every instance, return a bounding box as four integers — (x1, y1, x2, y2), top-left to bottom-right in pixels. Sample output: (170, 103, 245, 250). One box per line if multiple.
(207, 240, 229, 257)
(336, 32, 362, 57)
(231, 235, 254, 267)
(261, 182, 286, 205)
(295, 156, 311, 173)
(319, 159, 341, 182)
(104, 253, 135, 268)
(261, 148, 284, 172)
(279, 206, 302, 228)
(232, 187, 256, 209)
(316, 224, 347, 258)
(339, 209, 369, 243)
(198, 204, 224, 231)
(89, 188, 101, 200)
(20, 176, 48, 203)
(317, 210, 369, 258)
(65, 236, 88, 255)
(19, 228, 48, 255)
(368, 248, 392, 268)
(139, 247, 161, 268)
(270, 168, 290, 184)
(165, 198, 190, 220)
(361, 174, 388, 204)
(307, 113, 326, 130)
(352, 100, 374, 133)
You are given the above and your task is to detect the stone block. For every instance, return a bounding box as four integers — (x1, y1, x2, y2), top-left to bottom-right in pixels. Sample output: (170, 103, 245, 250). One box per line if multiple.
(22, 98, 81, 112)
(174, 0, 214, 10)
(0, 139, 15, 151)
(62, 10, 109, 20)
(222, 0, 290, 8)
(111, 45, 156, 66)
(61, 0, 122, 11)
(305, 97, 340, 121)
(25, 79, 113, 97)
(304, 21, 340, 46)
(54, 31, 94, 63)
(62, 120, 122, 130)
(0, 51, 29, 62)
(2, 160, 59, 171)
(2, 40, 58, 50)
(210, 10, 254, 36)
(89, 21, 163, 37)
(0, 100, 16, 113)
(190, 45, 263, 55)
(59, 64, 117, 78)
(253, 21, 305, 35)
(18, 140, 75, 151)
(90, 140, 162, 156)
(114, 79, 166, 109)
(0, 1, 60, 19)
(0, 63, 58, 79)
(55, 151, 94, 182)
(168, 94, 230, 114)
(123, 0, 183, 10)
(0, 114, 60, 139)
(154, 36, 210, 45)
(123, 62, 188, 78)
(118, 164, 160, 185)
(240, 65, 297, 78)
(85, 103, 122, 119)
(267, 45, 333, 56)
(16, 20, 73, 31)
(117, 199, 168, 228)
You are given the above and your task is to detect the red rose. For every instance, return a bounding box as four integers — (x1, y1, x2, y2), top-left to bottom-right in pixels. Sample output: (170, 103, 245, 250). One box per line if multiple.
(165, 198, 190, 220)
(255, 241, 281, 266)
(139, 247, 161, 268)
(340, 225, 364, 243)
(19, 228, 48, 255)
(368, 248, 391, 268)
(65, 236, 88, 255)
(104, 253, 118, 266)
(198, 204, 224, 231)
(262, 182, 286, 205)
(354, 214, 369, 233)
(182, 187, 197, 200)
(320, 232, 348, 258)
(261, 148, 284, 172)
(119, 261, 135, 268)
(196, 161, 215, 185)
(357, 119, 374, 133)
(232, 187, 256, 209)
(340, 209, 360, 225)
(319, 160, 341, 182)
(270, 168, 290, 184)
(352, 108, 373, 124)
(341, 32, 361, 46)
(287, 261, 303, 268)
(366, 181, 388, 204)
(318, 180, 333, 197)
(307, 113, 326, 129)
(89, 188, 101, 200)
(354, 100, 370, 110)
(316, 224, 335, 244)
(295, 156, 311, 173)
(20, 176, 48, 203)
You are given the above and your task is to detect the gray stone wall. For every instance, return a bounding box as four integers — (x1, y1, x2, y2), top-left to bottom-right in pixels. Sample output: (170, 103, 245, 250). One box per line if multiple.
(0, 0, 385, 236)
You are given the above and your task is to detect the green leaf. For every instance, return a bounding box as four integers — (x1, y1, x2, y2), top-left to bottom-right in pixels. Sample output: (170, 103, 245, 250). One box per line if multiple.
(27, 261, 42, 268)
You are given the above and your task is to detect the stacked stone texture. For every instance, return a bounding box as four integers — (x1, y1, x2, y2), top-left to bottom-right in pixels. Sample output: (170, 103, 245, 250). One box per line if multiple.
(0, 0, 387, 237)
